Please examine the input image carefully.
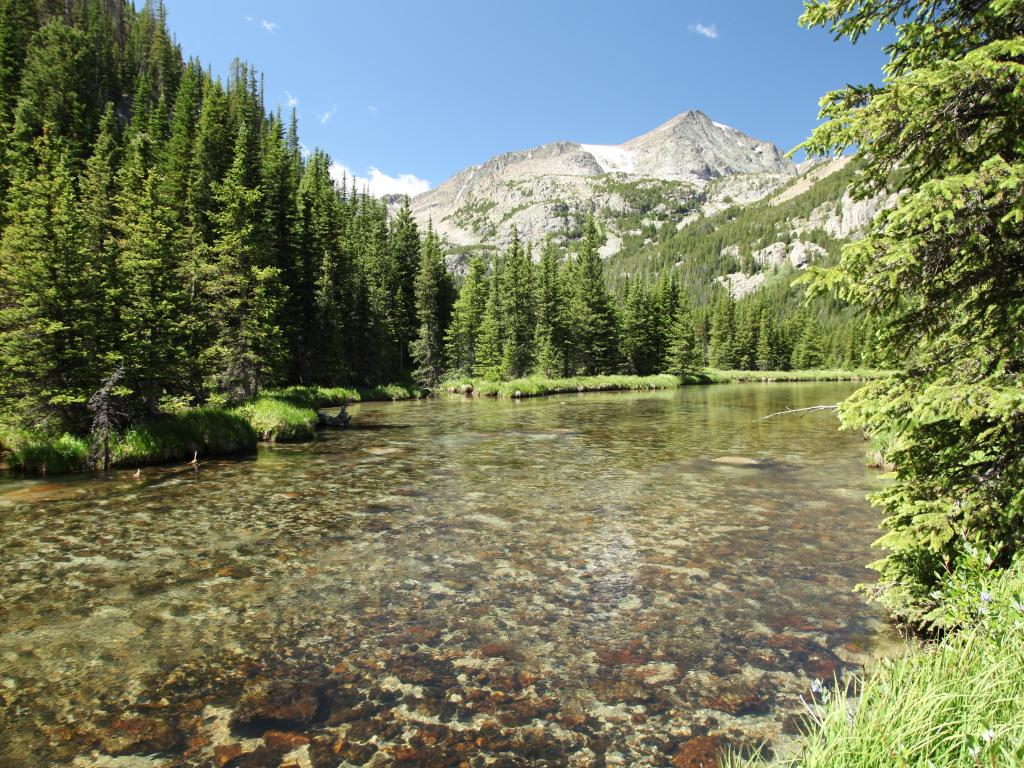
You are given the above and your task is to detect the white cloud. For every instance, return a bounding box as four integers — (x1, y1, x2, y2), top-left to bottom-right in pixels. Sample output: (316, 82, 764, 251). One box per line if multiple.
(261, 19, 278, 33)
(329, 162, 430, 198)
(688, 22, 718, 39)
(319, 106, 337, 125)
(367, 105, 378, 113)
(285, 90, 299, 108)
(245, 16, 254, 23)
(299, 143, 311, 160)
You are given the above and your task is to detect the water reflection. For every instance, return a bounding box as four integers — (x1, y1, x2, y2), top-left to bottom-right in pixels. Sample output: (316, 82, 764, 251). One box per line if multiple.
(0, 383, 894, 767)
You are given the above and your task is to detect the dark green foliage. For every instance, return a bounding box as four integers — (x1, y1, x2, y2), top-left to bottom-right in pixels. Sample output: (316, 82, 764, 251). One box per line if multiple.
(500, 232, 535, 378)
(566, 217, 620, 375)
(800, 0, 1024, 624)
(411, 226, 452, 388)
(0, 0, 428, 449)
(445, 256, 487, 376)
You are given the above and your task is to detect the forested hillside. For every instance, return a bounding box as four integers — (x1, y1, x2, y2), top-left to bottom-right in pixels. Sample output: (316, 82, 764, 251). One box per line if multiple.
(0, 0, 431, 435)
(0, 0, 877, 460)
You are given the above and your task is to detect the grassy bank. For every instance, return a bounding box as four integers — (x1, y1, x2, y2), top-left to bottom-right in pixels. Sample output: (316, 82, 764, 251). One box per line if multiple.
(728, 556, 1024, 768)
(442, 369, 889, 399)
(0, 383, 422, 474)
(442, 373, 685, 398)
(706, 368, 890, 383)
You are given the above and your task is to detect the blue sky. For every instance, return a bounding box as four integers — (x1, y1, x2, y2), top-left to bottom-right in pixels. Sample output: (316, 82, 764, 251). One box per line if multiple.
(161, 1, 890, 195)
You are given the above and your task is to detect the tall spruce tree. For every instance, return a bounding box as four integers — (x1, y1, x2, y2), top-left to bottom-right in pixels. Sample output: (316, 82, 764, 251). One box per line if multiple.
(474, 257, 505, 379)
(567, 216, 619, 375)
(500, 232, 535, 378)
(445, 256, 487, 376)
(664, 294, 703, 378)
(203, 122, 283, 400)
(799, 0, 1024, 622)
(0, 129, 102, 428)
(410, 225, 450, 389)
(534, 238, 569, 377)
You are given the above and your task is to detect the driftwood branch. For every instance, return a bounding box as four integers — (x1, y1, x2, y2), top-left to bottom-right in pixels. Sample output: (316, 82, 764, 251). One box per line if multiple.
(759, 404, 839, 421)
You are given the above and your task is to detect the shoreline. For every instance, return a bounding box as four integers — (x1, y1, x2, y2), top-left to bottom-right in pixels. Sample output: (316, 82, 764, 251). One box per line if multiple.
(1, 371, 886, 477)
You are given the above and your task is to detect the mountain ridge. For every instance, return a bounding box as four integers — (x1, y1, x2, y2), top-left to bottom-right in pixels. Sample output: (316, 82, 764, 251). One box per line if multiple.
(405, 110, 798, 255)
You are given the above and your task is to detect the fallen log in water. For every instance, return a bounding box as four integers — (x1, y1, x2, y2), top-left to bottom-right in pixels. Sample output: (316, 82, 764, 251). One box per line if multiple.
(316, 407, 351, 429)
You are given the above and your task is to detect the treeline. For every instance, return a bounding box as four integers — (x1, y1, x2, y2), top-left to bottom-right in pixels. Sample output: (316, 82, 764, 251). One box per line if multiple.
(429, 217, 875, 387)
(0, 0, 429, 434)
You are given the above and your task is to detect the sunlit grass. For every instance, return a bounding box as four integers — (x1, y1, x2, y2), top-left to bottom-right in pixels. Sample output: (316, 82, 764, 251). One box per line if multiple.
(726, 562, 1024, 768)
(442, 373, 685, 398)
(4, 431, 90, 475)
(113, 407, 257, 466)
(707, 368, 890, 383)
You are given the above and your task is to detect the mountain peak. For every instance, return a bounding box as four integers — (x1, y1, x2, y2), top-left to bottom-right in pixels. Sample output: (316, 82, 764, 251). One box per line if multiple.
(408, 111, 796, 253)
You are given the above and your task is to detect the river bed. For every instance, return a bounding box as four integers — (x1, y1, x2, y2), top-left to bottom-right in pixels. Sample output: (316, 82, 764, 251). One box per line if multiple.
(0, 383, 895, 767)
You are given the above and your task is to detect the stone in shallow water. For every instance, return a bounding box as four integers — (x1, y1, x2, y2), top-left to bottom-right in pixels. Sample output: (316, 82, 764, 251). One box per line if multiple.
(672, 735, 723, 768)
(230, 679, 319, 729)
(100, 715, 182, 756)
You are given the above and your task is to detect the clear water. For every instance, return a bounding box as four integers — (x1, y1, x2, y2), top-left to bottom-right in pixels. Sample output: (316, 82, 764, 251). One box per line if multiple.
(0, 383, 894, 767)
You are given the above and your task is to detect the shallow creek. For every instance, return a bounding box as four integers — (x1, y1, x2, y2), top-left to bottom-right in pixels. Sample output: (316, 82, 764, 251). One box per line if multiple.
(0, 383, 897, 767)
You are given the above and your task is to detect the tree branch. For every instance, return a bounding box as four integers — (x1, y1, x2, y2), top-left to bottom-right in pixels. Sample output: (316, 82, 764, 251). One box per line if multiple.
(759, 404, 840, 421)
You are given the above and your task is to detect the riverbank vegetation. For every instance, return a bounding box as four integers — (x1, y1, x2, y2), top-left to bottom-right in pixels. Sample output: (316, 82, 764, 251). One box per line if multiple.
(731, 0, 1024, 765)
(442, 369, 886, 399)
(0, 2, 874, 475)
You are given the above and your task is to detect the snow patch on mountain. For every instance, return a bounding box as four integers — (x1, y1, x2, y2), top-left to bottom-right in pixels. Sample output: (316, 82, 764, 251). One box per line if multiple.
(580, 144, 636, 174)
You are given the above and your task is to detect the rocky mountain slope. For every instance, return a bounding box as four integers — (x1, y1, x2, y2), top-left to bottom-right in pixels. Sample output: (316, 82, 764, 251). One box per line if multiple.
(407, 111, 798, 257)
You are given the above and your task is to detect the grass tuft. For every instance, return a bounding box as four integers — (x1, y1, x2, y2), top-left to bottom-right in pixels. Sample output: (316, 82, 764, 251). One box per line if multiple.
(113, 407, 257, 467)
(5, 432, 89, 475)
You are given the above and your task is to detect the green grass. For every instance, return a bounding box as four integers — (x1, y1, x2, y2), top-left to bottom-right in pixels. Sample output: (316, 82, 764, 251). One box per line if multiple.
(706, 368, 890, 383)
(232, 396, 317, 442)
(727, 559, 1024, 768)
(4, 432, 90, 475)
(440, 370, 890, 399)
(112, 407, 257, 467)
(441, 373, 684, 398)
(267, 382, 421, 407)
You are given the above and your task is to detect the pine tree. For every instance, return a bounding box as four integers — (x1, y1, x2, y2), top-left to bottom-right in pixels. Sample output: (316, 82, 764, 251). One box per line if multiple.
(534, 238, 569, 377)
(622, 278, 668, 376)
(500, 231, 535, 378)
(410, 225, 450, 389)
(79, 104, 122, 365)
(799, 0, 1024, 622)
(389, 198, 422, 372)
(664, 294, 703, 378)
(707, 293, 737, 370)
(474, 257, 504, 379)
(566, 216, 619, 375)
(445, 256, 487, 376)
(0, 129, 102, 428)
(116, 164, 185, 414)
(203, 122, 284, 400)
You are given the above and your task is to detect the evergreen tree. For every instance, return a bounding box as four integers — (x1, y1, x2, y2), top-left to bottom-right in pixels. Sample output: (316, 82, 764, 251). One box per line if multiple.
(622, 278, 668, 376)
(474, 257, 504, 379)
(534, 238, 569, 377)
(707, 293, 737, 370)
(500, 232, 535, 378)
(664, 294, 703, 378)
(410, 225, 450, 388)
(566, 216, 619, 375)
(445, 256, 487, 376)
(0, 130, 102, 427)
(203, 123, 284, 400)
(800, 0, 1024, 622)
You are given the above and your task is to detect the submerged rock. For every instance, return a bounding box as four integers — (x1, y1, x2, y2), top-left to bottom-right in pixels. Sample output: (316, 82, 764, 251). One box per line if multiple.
(710, 456, 770, 467)
(672, 735, 723, 768)
(100, 715, 182, 755)
(230, 679, 319, 729)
